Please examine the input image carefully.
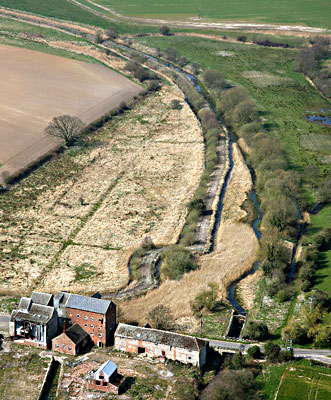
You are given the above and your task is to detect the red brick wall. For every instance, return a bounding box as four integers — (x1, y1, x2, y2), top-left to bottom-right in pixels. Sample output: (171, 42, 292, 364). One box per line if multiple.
(66, 308, 107, 346)
(84, 380, 119, 394)
(52, 333, 76, 355)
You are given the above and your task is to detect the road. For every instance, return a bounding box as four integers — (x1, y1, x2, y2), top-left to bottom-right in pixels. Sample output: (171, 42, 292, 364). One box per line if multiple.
(0, 314, 10, 332)
(209, 339, 331, 365)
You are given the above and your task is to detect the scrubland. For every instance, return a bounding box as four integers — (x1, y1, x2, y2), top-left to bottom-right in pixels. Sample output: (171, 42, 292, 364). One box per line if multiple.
(120, 144, 258, 327)
(0, 86, 203, 295)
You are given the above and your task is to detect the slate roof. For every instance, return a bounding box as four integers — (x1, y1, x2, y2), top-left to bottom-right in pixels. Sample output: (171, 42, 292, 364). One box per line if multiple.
(64, 323, 89, 345)
(18, 297, 32, 311)
(54, 291, 71, 306)
(11, 303, 55, 324)
(66, 294, 111, 315)
(31, 292, 53, 306)
(96, 360, 117, 378)
(115, 323, 207, 352)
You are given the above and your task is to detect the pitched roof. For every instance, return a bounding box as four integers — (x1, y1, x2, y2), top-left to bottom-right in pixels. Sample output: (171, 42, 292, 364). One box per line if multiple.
(11, 303, 55, 324)
(18, 297, 32, 312)
(96, 360, 117, 378)
(54, 291, 71, 306)
(115, 323, 207, 352)
(31, 292, 53, 306)
(66, 294, 111, 315)
(64, 323, 89, 345)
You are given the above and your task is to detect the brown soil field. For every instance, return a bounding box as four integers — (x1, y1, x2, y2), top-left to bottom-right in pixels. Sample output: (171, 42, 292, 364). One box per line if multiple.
(120, 144, 259, 328)
(0, 43, 142, 178)
(0, 85, 203, 296)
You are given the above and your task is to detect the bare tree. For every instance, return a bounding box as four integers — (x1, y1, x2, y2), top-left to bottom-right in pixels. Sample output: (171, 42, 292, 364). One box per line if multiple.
(45, 115, 84, 146)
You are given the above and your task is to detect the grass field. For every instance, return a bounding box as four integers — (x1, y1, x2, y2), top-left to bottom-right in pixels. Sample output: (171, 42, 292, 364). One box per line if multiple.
(304, 204, 331, 296)
(260, 362, 331, 400)
(92, 0, 331, 29)
(134, 36, 330, 200)
(0, 0, 108, 27)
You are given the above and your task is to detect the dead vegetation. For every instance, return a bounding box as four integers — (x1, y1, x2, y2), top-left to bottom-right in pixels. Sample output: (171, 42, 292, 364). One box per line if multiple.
(0, 86, 203, 295)
(120, 143, 259, 327)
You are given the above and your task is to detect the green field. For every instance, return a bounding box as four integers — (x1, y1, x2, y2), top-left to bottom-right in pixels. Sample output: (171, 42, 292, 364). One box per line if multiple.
(304, 204, 331, 296)
(0, 0, 108, 27)
(260, 362, 331, 400)
(134, 36, 330, 188)
(92, 0, 331, 29)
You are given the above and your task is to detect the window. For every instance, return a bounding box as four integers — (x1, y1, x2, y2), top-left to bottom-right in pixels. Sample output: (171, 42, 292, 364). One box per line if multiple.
(91, 332, 94, 336)
(90, 325, 94, 329)
(68, 346, 72, 351)
(98, 327, 101, 331)
(76, 314, 80, 318)
(188, 356, 192, 360)
(55, 344, 59, 348)
(84, 316, 88, 321)
(98, 318, 103, 324)
(90, 317, 94, 321)
(62, 344, 66, 348)
(98, 333, 102, 338)
(102, 382, 108, 387)
(96, 380, 100, 386)
(84, 324, 88, 328)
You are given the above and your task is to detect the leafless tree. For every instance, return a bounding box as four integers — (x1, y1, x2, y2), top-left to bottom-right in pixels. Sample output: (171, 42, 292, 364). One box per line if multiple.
(45, 115, 84, 146)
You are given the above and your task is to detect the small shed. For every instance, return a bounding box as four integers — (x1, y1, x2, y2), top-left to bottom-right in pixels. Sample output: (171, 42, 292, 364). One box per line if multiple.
(84, 360, 126, 394)
(52, 323, 90, 355)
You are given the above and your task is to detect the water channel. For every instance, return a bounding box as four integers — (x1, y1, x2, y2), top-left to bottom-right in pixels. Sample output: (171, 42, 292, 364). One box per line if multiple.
(113, 43, 264, 316)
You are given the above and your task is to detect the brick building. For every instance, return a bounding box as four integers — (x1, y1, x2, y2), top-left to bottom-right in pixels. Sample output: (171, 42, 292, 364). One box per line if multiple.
(114, 323, 208, 368)
(84, 360, 126, 394)
(52, 323, 91, 355)
(66, 294, 116, 347)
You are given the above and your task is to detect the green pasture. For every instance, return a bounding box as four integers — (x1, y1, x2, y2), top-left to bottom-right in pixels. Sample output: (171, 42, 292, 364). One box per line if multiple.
(134, 36, 330, 186)
(0, 0, 108, 27)
(304, 204, 331, 296)
(92, 0, 331, 29)
(0, 16, 84, 41)
(300, 134, 331, 152)
(259, 362, 331, 400)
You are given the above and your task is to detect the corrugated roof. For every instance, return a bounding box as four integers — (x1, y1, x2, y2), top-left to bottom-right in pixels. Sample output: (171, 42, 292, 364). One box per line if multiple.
(66, 294, 111, 314)
(64, 323, 89, 345)
(31, 292, 53, 306)
(115, 323, 207, 352)
(11, 303, 55, 324)
(97, 360, 117, 378)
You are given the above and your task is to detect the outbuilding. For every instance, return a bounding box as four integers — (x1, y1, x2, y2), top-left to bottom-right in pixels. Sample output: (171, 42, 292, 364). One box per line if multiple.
(84, 360, 126, 394)
(52, 323, 90, 355)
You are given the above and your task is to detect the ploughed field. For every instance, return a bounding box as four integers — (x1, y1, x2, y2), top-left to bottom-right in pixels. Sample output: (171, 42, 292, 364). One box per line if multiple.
(0, 85, 204, 295)
(0, 44, 142, 178)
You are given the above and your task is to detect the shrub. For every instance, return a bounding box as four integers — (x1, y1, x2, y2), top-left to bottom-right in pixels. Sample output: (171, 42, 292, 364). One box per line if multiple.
(232, 99, 258, 126)
(161, 245, 198, 280)
(237, 35, 247, 42)
(191, 282, 218, 316)
(106, 27, 118, 39)
(148, 305, 174, 330)
(243, 321, 269, 341)
(160, 25, 170, 36)
(247, 345, 261, 359)
(202, 69, 225, 90)
(264, 341, 281, 363)
(165, 47, 179, 62)
(171, 99, 183, 110)
(217, 86, 249, 118)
